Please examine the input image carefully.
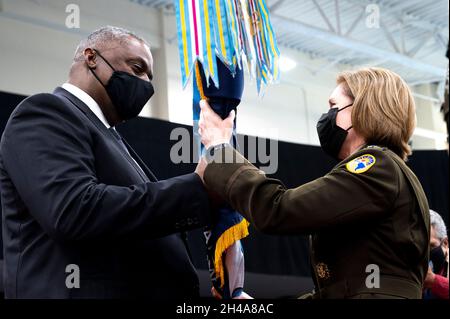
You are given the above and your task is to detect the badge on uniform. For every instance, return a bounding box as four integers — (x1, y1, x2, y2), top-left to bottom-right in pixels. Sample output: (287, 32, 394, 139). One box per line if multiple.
(346, 154, 376, 174)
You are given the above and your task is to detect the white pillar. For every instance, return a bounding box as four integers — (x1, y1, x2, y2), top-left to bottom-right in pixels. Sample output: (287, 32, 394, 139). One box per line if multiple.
(144, 9, 170, 121)
(412, 83, 447, 150)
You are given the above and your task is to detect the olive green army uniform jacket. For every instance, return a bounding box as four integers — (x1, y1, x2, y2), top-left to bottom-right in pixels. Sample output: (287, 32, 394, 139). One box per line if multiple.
(204, 145, 430, 299)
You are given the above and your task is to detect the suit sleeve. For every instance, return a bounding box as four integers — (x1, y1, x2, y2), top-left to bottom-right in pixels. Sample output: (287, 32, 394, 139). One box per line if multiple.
(0, 94, 211, 242)
(204, 145, 399, 234)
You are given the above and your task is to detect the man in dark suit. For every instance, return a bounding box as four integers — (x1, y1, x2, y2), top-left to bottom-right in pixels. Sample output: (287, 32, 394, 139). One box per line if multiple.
(0, 26, 212, 298)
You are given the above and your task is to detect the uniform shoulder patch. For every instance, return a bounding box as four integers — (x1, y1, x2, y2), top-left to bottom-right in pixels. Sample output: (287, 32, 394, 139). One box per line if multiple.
(346, 154, 376, 174)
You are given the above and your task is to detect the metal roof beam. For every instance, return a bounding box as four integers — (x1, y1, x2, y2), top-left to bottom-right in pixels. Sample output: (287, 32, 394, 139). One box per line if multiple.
(349, 0, 448, 31)
(272, 14, 445, 77)
(269, 0, 286, 12)
(344, 7, 365, 37)
(335, 0, 341, 35)
(312, 0, 336, 33)
(407, 31, 435, 57)
(380, 19, 401, 53)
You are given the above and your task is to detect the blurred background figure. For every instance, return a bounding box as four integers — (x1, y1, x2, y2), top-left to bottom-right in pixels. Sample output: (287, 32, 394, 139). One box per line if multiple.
(441, 45, 449, 150)
(424, 209, 449, 299)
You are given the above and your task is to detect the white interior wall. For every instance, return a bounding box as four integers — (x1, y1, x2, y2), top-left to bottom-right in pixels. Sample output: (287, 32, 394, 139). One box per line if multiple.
(0, 0, 447, 149)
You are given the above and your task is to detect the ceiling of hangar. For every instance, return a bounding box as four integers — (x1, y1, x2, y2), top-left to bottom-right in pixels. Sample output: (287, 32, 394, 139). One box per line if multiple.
(130, 0, 448, 85)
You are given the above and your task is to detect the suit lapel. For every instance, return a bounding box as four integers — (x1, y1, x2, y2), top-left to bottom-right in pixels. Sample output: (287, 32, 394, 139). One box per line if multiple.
(54, 87, 110, 134)
(122, 139, 158, 182)
(54, 87, 158, 183)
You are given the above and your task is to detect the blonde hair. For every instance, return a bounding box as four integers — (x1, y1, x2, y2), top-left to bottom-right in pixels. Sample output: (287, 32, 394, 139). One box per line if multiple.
(337, 67, 416, 160)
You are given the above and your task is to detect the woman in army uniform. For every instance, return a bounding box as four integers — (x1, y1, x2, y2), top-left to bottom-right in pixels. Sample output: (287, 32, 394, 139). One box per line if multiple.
(196, 67, 430, 299)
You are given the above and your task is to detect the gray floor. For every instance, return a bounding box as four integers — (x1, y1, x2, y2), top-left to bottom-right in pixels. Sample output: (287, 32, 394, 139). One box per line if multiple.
(197, 269, 314, 299)
(0, 260, 3, 294)
(0, 261, 314, 299)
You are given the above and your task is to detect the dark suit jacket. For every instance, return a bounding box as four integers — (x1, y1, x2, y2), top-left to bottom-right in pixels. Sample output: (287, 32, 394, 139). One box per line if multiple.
(0, 87, 211, 299)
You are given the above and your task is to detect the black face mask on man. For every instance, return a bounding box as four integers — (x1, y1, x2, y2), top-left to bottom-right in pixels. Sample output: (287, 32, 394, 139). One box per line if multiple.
(316, 104, 353, 160)
(430, 244, 447, 275)
(89, 50, 154, 121)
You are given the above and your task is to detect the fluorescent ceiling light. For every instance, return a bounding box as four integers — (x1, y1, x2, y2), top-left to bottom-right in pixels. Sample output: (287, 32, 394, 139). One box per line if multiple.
(279, 56, 297, 72)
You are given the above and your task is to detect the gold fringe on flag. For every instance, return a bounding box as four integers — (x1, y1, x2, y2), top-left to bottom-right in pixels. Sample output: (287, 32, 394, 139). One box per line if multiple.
(214, 218, 250, 288)
(195, 61, 207, 101)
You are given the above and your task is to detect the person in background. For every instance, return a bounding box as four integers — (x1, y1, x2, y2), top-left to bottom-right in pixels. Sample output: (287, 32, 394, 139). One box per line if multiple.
(424, 210, 449, 299)
(440, 45, 448, 148)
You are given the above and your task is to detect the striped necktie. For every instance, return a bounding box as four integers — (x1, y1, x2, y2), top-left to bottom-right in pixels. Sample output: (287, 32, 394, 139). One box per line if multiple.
(109, 127, 148, 181)
(109, 127, 129, 154)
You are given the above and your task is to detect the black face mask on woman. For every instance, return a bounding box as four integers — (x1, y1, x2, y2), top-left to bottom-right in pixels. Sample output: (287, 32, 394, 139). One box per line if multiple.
(316, 104, 353, 160)
(89, 50, 154, 121)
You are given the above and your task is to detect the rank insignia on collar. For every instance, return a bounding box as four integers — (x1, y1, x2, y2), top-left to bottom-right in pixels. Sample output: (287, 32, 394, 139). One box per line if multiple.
(346, 154, 376, 174)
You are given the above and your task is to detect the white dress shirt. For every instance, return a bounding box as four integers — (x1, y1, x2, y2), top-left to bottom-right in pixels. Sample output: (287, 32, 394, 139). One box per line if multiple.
(62, 82, 111, 128)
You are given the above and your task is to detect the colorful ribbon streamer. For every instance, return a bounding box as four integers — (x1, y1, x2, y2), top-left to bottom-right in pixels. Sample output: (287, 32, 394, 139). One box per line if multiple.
(174, 0, 280, 93)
